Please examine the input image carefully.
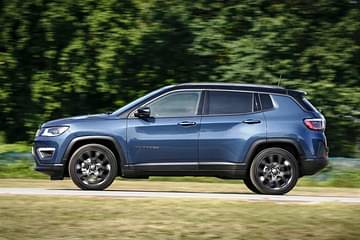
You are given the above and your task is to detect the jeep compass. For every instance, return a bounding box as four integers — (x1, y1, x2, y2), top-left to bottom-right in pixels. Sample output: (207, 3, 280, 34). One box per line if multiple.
(33, 83, 328, 194)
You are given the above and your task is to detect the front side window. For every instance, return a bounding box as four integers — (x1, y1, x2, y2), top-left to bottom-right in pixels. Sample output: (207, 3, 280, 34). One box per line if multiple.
(207, 91, 253, 115)
(147, 91, 201, 117)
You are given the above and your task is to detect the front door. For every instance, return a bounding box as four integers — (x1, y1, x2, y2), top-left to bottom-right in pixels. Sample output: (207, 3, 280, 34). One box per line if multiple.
(126, 90, 202, 171)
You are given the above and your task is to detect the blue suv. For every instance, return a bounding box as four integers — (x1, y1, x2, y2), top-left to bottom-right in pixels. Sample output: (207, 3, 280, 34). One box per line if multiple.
(33, 83, 328, 194)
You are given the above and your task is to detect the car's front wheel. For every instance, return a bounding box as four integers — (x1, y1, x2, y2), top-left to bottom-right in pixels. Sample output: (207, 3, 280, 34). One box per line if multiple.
(249, 147, 299, 195)
(68, 144, 118, 190)
(243, 176, 261, 194)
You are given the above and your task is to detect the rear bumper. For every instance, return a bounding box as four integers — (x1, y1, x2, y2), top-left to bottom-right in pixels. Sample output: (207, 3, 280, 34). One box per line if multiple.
(301, 157, 328, 176)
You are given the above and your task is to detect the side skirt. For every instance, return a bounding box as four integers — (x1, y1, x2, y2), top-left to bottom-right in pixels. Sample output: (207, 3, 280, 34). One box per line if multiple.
(121, 162, 247, 179)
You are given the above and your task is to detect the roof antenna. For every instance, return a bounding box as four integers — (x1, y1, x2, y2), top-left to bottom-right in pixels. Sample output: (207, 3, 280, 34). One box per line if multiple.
(278, 74, 282, 87)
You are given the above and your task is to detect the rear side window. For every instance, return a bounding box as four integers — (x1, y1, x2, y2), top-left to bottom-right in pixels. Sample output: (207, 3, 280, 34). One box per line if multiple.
(259, 94, 274, 110)
(207, 91, 253, 115)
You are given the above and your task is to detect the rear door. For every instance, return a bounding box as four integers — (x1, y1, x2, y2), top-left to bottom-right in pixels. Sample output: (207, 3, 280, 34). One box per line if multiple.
(198, 90, 266, 170)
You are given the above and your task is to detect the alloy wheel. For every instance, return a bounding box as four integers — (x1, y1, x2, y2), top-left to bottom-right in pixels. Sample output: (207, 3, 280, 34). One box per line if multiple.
(250, 148, 298, 195)
(75, 149, 112, 186)
(69, 144, 118, 190)
(256, 153, 294, 190)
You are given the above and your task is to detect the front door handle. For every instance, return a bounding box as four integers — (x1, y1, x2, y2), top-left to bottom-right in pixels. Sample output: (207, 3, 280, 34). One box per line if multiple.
(178, 121, 197, 127)
(243, 119, 261, 124)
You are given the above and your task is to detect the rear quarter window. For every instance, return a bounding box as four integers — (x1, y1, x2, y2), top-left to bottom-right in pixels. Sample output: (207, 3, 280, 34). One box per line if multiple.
(259, 94, 274, 110)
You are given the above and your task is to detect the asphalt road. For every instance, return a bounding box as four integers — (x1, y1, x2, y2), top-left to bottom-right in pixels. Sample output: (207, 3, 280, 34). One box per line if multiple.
(0, 187, 360, 203)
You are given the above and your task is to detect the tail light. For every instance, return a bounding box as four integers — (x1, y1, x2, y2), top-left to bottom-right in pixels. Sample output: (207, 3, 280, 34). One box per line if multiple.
(304, 118, 325, 131)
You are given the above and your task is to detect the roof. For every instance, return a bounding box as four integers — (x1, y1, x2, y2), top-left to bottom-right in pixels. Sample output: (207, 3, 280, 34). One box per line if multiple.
(172, 82, 290, 95)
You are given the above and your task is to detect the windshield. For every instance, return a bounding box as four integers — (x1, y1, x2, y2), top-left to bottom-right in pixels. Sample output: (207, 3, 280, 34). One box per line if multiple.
(111, 86, 174, 116)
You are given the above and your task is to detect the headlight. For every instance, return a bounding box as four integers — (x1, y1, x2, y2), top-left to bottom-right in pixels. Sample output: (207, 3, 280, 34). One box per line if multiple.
(40, 126, 69, 137)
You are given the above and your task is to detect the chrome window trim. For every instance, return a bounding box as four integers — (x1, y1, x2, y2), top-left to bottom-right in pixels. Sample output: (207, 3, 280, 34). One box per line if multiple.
(128, 88, 308, 118)
(269, 94, 278, 109)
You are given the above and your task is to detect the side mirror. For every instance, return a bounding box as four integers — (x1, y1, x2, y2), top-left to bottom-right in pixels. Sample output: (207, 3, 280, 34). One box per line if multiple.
(134, 107, 151, 118)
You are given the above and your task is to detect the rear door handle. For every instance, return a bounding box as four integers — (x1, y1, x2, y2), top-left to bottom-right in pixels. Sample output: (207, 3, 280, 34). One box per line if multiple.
(243, 119, 261, 124)
(178, 121, 197, 127)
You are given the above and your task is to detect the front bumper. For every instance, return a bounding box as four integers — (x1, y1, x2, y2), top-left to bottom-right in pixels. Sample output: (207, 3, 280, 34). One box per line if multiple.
(32, 145, 65, 180)
(35, 164, 65, 180)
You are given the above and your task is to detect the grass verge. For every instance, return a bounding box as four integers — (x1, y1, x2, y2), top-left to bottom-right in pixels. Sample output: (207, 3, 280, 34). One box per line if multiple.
(0, 195, 359, 240)
(0, 179, 359, 197)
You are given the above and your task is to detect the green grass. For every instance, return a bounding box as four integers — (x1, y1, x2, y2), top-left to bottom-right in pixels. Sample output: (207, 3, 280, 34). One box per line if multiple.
(0, 143, 44, 179)
(0, 142, 31, 154)
(0, 195, 359, 240)
(1, 179, 360, 197)
(0, 160, 45, 179)
(299, 168, 360, 188)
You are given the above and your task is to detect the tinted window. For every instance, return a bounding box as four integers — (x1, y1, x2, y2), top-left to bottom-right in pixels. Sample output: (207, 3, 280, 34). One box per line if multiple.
(260, 94, 273, 110)
(208, 91, 253, 114)
(148, 91, 201, 117)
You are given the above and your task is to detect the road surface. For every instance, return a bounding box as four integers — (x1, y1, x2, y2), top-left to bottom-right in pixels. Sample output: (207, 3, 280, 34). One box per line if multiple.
(0, 187, 359, 203)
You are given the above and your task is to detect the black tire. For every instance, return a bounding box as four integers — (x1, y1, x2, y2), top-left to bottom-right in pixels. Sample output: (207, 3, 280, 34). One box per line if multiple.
(249, 147, 299, 195)
(243, 177, 261, 194)
(68, 144, 118, 190)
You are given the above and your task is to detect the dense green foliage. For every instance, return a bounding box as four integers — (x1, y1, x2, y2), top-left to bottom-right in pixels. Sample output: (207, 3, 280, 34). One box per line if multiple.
(0, 0, 359, 156)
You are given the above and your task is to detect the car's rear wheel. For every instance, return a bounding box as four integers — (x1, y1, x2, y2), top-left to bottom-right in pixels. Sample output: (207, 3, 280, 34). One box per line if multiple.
(249, 147, 299, 195)
(68, 144, 118, 190)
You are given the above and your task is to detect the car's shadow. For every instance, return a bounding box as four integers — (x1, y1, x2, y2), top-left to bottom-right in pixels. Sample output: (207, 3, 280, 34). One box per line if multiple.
(50, 188, 256, 195)
(47, 188, 356, 198)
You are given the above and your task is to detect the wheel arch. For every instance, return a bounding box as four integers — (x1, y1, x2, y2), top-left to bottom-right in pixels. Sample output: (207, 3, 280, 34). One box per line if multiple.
(62, 136, 126, 177)
(244, 138, 305, 176)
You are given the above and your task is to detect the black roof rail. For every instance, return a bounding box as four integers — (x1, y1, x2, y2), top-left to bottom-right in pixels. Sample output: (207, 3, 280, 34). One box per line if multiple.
(172, 82, 288, 94)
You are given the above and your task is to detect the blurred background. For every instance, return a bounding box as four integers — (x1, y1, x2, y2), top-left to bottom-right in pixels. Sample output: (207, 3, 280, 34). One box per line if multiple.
(0, 0, 359, 184)
(0, 2, 360, 239)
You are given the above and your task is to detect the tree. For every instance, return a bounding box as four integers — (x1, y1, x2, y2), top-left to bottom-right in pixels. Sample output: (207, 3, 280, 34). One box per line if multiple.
(0, 0, 359, 156)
